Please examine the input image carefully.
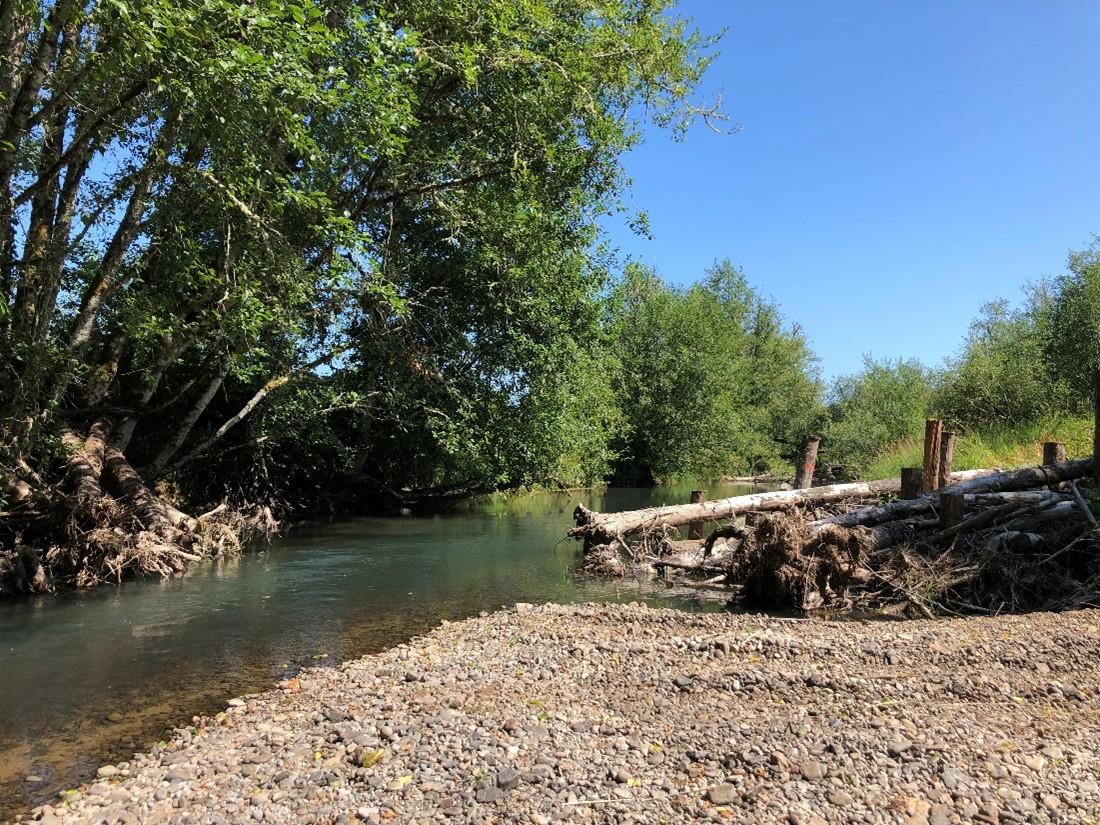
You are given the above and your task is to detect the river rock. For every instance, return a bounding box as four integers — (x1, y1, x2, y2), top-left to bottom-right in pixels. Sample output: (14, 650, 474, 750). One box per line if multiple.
(24, 604, 1100, 825)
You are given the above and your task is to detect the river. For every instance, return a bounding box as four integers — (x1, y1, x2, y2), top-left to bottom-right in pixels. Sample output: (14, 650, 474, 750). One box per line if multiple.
(0, 481, 755, 819)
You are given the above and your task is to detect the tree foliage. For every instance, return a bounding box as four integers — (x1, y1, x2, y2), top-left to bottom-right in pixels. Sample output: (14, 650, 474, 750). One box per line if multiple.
(605, 261, 821, 483)
(0, 0, 721, 509)
(820, 357, 937, 479)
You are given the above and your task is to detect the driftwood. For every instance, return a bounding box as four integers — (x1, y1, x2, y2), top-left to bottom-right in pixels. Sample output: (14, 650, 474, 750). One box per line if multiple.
(2, 418, 278, 596)
(571, 469, 997, 542)
(575, 457, 1100, 617)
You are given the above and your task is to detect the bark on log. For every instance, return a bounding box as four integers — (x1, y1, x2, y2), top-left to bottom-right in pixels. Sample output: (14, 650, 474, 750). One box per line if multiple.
(103, 446, 177, 536)
(1068, 480, 1097, 527)
(946, 458, 1093, 496)
(61, 417, 110, 503)
(1001, 500, 1081, 532)
(570, 469, 997, 541)
(809, 490, 1067, 535)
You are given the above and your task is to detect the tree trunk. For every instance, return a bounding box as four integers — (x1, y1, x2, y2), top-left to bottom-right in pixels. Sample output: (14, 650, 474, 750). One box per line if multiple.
(570, 469, 998, 541)
(61, 417, 111, 503)
(64, 113, 180, 354)
(147, 356, 231, 476)
(808, 490, 1066, 535)
(946, 457, 1093, 495)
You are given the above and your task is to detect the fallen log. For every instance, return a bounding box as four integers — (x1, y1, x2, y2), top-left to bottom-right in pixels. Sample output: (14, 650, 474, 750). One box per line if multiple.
(648, 557, 729, 575)
(812, 490, 1070, 534)
(571, 469, 998, 542)
(946, 458, 1092, 495)
(723, 474, 789, 484)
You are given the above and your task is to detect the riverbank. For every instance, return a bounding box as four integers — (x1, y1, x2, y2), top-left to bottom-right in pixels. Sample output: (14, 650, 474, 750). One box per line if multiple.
(20, 603, 1100, 825)
(862, 416, 1093, 482)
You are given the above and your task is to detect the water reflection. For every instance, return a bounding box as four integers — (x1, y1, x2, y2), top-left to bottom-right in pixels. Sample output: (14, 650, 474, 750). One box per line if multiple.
(0, 481, 753, 818)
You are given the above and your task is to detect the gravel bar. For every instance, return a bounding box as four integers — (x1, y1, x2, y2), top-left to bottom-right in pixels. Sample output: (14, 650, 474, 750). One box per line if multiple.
(22, 603, 1100, 824)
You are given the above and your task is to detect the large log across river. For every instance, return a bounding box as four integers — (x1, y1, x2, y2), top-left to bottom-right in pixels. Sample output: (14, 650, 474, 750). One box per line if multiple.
(570, 459, 1094, 542)
(570, 470, 994, 541)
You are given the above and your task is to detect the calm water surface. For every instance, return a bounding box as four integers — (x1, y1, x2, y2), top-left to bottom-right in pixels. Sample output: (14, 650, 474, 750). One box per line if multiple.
(0, 482, 754, 819)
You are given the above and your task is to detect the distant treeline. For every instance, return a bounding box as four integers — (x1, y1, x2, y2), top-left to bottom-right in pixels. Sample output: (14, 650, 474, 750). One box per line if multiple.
(820, 242, 1100, 479)
(171, 240, 1100, 507)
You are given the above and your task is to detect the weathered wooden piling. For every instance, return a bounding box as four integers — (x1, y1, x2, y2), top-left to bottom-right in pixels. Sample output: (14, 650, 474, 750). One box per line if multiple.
(689, 490, 707, 539)
(937, 431, 956, 490)
(1043, 442, 1067, 465)
(793, 435, 821, 490)
(900, 468, 923, 500)
(922, 419, 943, 494)
(940, 490, 965, 529)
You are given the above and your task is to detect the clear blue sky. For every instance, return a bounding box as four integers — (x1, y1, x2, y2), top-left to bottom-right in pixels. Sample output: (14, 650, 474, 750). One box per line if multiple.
(602, 0, 1100, 380)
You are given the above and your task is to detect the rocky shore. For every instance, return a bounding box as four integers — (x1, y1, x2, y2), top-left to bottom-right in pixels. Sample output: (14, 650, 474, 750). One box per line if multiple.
(21, 603, 1100, 825)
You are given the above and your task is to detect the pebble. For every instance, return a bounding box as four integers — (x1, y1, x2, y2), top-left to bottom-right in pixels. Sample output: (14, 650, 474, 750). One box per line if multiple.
(707, 784, 737, 805)
(24, 603, 1100, 825)
(496, 768, 521, 790)
(799, 760, 825, 781)
(888, 739, 914, 757)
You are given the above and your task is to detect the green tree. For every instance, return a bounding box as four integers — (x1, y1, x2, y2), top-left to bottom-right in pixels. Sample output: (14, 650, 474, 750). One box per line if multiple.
(821, 357, 936, 479)
(935, 296, 1061, 429)
(606, 261, 821, 483)
(1045, 242, 1100, 407)
(1, 0, 721, 527)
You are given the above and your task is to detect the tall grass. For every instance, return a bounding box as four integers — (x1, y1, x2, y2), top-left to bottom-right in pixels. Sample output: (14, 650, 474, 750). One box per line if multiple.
(863, 416, 1093, 481)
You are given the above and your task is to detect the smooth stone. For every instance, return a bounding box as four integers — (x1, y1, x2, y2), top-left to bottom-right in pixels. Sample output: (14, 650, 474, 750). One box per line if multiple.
(496, 768, 521, 791)
(887, 740, 913, 757)
(800, 761, 826, 782)
(476, 787, 503, 803)
(707, 784, 737, 805)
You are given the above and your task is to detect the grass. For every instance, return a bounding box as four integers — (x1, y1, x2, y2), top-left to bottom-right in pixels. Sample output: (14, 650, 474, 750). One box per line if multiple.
(863, 415, 1093, 481)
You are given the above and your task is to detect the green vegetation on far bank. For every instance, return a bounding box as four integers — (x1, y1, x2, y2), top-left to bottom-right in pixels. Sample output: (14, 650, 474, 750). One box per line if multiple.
(861, 416, 1094, 482)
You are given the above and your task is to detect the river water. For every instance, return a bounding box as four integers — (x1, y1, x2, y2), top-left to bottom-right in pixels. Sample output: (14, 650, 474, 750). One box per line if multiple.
(0, 481, 754, 819)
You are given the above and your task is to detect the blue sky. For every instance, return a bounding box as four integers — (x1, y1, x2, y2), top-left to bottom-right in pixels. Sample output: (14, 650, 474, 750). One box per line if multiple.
(601, 0, 1100, 380)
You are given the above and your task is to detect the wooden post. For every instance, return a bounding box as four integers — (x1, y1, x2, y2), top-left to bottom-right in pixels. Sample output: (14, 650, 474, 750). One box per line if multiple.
(793, 435, 821, 490)
(940, 491, 965, 529)
(1042, 442, 1066, 465)
(689, 490, 707, 540)
(937, 431, 956, 490)
(900, 468, 923, 500)
(922, 419, 943, 494)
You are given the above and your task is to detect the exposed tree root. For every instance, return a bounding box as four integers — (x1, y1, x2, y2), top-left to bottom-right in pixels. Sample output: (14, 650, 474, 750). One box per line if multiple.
(0, 420, 279, 597)
(573, 458, 1100, 616)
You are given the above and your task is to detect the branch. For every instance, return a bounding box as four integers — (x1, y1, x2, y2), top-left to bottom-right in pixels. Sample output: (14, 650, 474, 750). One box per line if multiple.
(154, 345, 348, 479)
